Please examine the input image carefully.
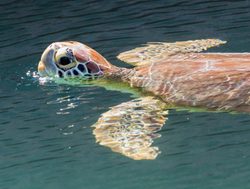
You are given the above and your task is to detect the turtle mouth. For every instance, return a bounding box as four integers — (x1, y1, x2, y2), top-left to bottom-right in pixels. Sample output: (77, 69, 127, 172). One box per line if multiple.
(56, 61, 104, 79)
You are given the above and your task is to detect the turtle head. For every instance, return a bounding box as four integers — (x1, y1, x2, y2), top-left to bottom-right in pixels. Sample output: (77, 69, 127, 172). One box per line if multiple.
(38, 41, 113, 79)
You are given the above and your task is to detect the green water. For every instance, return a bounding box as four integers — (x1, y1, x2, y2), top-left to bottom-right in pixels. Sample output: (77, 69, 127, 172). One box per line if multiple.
(1, 1, 250, 188)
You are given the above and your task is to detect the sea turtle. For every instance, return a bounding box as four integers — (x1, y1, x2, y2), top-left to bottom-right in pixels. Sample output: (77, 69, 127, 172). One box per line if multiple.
(38, 39, 250, 160)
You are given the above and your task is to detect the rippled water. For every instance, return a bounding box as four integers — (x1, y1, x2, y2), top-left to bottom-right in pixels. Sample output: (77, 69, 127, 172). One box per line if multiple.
(1, 0, 250, 188)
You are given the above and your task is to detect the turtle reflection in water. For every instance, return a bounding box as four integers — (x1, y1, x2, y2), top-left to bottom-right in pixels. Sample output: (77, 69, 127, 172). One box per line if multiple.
(38, 39, 250, 160)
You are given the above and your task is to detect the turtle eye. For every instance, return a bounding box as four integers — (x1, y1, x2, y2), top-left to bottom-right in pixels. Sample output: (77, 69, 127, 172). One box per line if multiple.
(59, 56, 71, 66)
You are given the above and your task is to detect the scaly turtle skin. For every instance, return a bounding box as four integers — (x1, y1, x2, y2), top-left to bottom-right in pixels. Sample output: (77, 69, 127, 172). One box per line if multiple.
(38, 39, 250, 160)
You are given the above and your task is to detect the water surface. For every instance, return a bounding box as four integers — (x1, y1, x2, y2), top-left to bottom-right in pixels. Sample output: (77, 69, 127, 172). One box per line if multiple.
(1, 1, 250, 188)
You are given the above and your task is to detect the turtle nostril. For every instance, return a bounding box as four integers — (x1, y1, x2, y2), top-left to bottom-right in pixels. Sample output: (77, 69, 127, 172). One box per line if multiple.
(59, 56, 71, 66)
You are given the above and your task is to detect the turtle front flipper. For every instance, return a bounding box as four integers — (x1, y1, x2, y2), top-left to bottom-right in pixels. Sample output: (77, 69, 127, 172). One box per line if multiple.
(92, 97, 168, 160)
(117, 39, 226, 66)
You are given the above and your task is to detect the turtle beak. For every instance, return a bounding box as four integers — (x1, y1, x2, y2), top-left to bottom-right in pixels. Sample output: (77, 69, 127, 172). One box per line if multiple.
(38, 46, 58, 77)
(38, 61, 47, 76)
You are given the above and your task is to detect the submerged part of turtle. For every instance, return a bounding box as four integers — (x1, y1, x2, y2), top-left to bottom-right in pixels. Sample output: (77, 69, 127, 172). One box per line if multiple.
(93, 97, 168, 160)
(38, 39, 250, 159)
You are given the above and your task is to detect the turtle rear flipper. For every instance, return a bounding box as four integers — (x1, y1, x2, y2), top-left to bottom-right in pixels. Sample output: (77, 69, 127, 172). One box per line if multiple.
(92, 97, 168, 160)
(117, 39, 226, 66)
